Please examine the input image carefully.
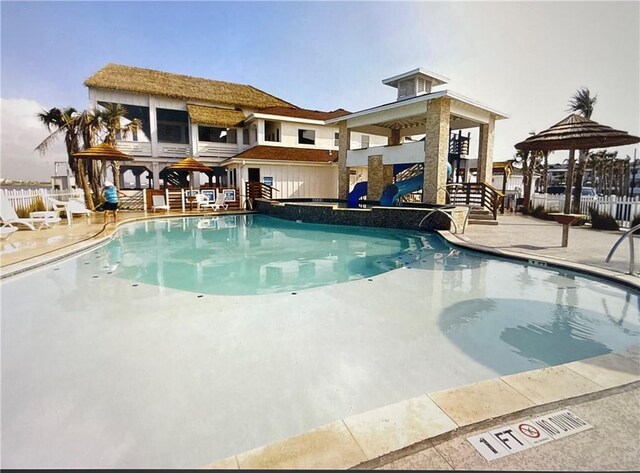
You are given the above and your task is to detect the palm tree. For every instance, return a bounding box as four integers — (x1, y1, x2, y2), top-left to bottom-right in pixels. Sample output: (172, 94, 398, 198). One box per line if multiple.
(567, 88, 597, 212)
(77, 109, 104, 200)
(35, 107, 94, 210)
(98, 103, 141, 189)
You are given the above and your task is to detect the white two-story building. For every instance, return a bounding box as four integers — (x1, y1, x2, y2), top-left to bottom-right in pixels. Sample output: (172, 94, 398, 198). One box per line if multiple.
(84, 64, 385, 200)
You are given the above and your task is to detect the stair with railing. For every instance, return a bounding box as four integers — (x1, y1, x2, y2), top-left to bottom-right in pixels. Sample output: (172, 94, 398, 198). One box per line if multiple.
(448, 182, 504, 224)
(245, 181, 279, 209)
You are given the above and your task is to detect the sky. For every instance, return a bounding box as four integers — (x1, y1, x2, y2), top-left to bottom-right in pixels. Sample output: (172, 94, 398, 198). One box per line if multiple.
(1, 0, 639, 181)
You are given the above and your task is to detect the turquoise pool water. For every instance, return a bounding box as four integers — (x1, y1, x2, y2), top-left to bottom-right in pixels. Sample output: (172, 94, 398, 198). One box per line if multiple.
(104, 214, 445, 295)
(1, 214, 638, 468)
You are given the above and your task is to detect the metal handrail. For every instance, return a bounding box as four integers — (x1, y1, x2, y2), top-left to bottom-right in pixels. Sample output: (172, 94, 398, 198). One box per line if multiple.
(418, 205, 459, 234)
(605, 223, 640, 275)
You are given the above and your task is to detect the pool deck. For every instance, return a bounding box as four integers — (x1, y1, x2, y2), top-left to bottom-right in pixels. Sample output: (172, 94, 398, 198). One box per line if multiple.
(1, 211, 638, 470)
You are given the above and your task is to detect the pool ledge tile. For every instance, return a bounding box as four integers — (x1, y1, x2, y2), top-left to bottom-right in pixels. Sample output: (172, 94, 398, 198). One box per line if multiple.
(428, 378, 536, 427)
(235, 420, 367, 469)
(564, 353, 640, 389)
(342, 394, 457, 460)
(501, 365, 604, 405)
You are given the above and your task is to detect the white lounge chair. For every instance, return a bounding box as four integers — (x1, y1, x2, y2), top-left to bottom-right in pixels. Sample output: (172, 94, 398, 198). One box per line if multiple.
(211, 192, 228, 211)
(152, 195, 170, 212)
(194, 193, 212, 211)
(49, 197, 92, 225)
(0, 194, 61, 230)
(0, 224, 18, 240)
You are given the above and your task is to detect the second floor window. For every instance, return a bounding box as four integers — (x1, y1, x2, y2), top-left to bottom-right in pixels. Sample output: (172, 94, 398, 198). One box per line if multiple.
(361, 135, 370, 149)
(157, 108, 189, 144)
(298, 129, 315, 145)
(198, 126, 237, 144)
(334, 132, 339, 148)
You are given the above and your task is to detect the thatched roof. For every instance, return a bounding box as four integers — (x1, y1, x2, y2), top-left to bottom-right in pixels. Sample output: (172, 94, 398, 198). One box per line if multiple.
(515, 114, 640, 151)
(187, 105, 245, 128)
(85, 64, 296, 109)
(257, 106, 351, 121)
(229, 145, 338, 163)
(166, 156, 213, 173)
(73, 143, 133, 161)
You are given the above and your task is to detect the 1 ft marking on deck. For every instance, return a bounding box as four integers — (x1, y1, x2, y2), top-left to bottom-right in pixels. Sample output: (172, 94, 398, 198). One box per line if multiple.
(467, 409, 592, 461)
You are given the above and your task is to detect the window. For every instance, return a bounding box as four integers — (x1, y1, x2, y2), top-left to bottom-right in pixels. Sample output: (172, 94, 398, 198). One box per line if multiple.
(334, 132, 339, 148)
(198, 126, 236, 143)
(265, 121, 281, 142)
(97, 101, 151, 141)
(298, 129, 315, 145)
(243, 127, 250, 145)
(361, 135, 370, 149)
(156, 108, 189, 144)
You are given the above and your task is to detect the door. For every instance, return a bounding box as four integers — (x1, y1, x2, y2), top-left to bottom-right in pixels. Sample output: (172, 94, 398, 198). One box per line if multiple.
(248, 168, 260, 182)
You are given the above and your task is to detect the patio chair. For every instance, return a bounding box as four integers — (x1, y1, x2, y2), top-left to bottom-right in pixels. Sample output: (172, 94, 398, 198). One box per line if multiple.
(0, 194, 61, 230)
(211, 192, 228, 211)
(152, 195, 170, 212)
(49, 197, 92, 225)
(194, 193, 212, 211)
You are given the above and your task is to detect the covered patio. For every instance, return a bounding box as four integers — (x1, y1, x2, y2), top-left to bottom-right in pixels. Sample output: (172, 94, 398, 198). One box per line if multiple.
(327, 68, 508, 205)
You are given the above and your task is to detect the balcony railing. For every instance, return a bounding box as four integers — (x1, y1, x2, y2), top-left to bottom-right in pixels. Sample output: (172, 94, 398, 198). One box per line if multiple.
(347, 141, 424, 167)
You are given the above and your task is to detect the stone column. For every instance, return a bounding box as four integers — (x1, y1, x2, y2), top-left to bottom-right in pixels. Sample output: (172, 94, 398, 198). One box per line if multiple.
(337, 122, 351, 199)
(477, 119, 495, 184)
(423, 98, 451, 204)
(152, 162, 161, 190)
(368, 155, 384, 200)
(390, 128, 401, 145)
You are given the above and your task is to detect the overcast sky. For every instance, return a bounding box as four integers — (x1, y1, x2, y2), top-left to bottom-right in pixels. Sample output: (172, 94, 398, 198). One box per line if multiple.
(1, 1, 638, 181)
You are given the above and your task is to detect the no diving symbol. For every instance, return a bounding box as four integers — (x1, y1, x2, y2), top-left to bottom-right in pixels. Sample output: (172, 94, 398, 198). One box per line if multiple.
(519, 423, 540, 438)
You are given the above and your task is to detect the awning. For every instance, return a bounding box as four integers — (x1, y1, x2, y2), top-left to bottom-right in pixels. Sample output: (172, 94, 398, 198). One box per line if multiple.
(186, 104, 245, 128)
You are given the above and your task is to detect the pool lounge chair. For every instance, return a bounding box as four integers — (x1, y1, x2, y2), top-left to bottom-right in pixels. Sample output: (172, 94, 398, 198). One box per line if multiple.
(0, 224, 18, 240)
(0, 194, 61, 230)
(48, 197, 92, 225)
(194, 193, 212, 211)
(211, 192, 228, 211)
(152, 195, 170, 212)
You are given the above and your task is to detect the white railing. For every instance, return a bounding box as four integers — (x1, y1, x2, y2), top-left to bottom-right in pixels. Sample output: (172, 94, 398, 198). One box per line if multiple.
(531, 193, 640, 228)
(347, 141, 424, 167)
(117, 141, 151, 156)
(2, 188, 146, 213)
(2, 188, 84, 214)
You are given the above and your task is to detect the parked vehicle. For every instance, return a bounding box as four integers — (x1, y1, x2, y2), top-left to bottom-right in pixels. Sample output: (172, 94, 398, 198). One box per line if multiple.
(546, 185, 598, 198)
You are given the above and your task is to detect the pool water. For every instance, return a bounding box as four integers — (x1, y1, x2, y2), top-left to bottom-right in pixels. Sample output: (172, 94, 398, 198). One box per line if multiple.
(1, 214, 638, 468)
(109, 214, 445, 295)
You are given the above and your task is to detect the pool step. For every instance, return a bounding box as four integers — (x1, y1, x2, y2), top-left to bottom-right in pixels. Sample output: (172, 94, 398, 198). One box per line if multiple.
(467, 207, 498, 225)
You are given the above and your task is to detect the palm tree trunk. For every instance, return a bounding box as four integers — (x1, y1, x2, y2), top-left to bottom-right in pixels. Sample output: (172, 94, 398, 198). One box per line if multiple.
(112, 161, 121, 190)
(77, 159, 95, 210)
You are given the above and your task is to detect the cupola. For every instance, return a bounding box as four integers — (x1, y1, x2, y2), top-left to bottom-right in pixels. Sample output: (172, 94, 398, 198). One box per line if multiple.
(382, 68, 449, 101)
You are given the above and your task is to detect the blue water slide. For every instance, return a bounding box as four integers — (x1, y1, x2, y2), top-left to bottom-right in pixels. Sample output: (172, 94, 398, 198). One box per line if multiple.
(379, 162, 453, 206)
(347, 181, 368, 208)
(379, 173, 424, 206)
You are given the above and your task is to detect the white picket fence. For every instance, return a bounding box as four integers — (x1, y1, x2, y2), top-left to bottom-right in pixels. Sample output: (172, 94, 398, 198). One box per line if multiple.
(531, 193, 640, 228)
(1, 188, 146, 214)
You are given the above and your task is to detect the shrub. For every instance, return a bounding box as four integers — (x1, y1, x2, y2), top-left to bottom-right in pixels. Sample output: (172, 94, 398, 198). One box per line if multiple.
(528, 205, 556, 221)
(15, 196, 47, 218)
(588, 206, 620, 231)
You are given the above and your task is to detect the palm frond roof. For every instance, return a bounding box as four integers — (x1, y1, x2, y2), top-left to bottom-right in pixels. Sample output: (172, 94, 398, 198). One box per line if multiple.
(515, 114, 640, 151)
(85, 64, 296, 109)
(186, 105, 246, 128)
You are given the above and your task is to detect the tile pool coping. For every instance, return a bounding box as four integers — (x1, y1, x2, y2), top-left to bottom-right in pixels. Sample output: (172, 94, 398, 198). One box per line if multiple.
(2, 213, 638, 468)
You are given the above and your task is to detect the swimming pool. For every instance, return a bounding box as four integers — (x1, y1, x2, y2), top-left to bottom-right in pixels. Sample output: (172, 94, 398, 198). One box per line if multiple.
(1, 214, 638, 468)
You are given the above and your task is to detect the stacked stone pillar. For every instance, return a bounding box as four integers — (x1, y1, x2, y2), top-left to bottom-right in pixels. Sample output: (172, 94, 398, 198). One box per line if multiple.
(423, 97, 451, 204)
(367, 155, 385, 200)
(337, 122, 351, 199)
(477, 120, 495, 184)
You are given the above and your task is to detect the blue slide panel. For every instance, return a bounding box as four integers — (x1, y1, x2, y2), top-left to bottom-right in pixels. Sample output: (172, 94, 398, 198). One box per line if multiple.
(347, 181, 368, 208)
(379, 173, 424, 206)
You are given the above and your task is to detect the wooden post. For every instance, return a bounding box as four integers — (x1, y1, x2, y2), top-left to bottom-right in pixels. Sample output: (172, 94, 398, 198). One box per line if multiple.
(563, 149, 576, 214)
